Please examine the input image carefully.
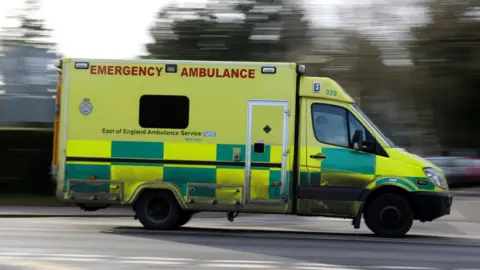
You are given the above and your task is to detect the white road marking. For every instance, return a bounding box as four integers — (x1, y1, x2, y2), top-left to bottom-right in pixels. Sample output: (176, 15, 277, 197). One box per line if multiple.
(0, 227, 99, 233)
(47, 254, 111, 258)
(122, 256, 194, 261)
(291, 266, 359, 270)
(0, 257, 85, 270)
(371, 266, 436, 270)
(119, 260, 189, 265)
(291, 263, 360, 270)
(0, 252, 109, 258)
(296, 263, 351, 267)
(202, 263, 277, 268)
(0, 252, 43, 256)
(0, 256, 102, 263)
(205, 260, 278, 264)
(41, 257, 103, 262)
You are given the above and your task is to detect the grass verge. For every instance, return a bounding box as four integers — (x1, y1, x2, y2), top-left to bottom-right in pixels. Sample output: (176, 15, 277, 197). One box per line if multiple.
(0, 194, 64, 206)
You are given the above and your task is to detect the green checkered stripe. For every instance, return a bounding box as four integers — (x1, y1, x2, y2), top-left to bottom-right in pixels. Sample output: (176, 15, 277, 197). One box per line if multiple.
(65, 141, 291, 199)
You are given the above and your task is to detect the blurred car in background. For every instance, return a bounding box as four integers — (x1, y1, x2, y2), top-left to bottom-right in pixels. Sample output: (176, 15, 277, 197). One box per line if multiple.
(463, 158, 480, 184)
(426, 156, 480, 187)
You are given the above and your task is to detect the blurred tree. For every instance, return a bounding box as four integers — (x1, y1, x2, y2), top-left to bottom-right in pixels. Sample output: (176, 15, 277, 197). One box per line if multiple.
(410, 0, 480, 151)
(143, 0, 310, 62)
(0, 0, 54, 48)
(0, 0, 57, 105)
(324, 1, 446, 154)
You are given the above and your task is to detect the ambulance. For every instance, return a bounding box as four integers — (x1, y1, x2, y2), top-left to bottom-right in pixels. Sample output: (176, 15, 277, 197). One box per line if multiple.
(51, 58, 453, 237)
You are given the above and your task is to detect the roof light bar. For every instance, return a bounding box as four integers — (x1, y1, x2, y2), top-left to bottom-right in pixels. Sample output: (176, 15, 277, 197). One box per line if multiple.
(75, 62, 89, 69)
(261, 67, 276, 74)
(165, 64, 177, 73)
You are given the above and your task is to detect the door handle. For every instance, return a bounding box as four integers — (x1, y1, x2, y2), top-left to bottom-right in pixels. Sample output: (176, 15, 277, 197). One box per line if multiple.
(310, 154, 326, 159)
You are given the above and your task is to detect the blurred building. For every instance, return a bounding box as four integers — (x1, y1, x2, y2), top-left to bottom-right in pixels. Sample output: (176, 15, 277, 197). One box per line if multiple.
(0, 44, 57, 127)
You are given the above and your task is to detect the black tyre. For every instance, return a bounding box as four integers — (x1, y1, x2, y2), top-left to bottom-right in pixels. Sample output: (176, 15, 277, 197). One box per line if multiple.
(364, 193, 413, 238)
(175, 212, 194, 228)
(134, 190, 181, 230)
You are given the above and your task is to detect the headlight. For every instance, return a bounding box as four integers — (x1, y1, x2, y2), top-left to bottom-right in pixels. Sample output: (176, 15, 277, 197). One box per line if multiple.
(423, 167, 446, 188)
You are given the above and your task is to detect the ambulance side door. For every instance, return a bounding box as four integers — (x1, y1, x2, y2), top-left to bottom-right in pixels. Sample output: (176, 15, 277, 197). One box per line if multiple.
(299, 99, 377, 217)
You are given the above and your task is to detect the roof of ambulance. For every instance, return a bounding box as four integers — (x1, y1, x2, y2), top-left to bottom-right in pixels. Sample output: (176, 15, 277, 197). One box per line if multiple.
(60, 58, 354, 104)
(61, 58, 297, 66)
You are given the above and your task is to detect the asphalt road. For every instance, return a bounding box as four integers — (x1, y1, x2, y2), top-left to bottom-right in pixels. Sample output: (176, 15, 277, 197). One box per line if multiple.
(1, 205, 480, 270)
(0, 192, 478, 270)
(449, 186, 480, 198)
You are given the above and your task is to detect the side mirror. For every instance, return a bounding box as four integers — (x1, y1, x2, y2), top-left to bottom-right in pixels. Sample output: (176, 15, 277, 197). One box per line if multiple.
(352, 129, 365, 151)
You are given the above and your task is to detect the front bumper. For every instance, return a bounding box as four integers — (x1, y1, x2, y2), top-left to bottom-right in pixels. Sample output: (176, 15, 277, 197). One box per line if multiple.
(410, 192, 453, 222)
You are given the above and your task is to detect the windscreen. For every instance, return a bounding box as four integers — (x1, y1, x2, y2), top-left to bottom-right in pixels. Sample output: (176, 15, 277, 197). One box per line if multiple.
(352, 104, 397, 148)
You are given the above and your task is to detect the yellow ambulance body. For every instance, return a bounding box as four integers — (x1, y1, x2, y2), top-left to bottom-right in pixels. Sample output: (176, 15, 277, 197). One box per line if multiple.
(52, 58, 452, 237)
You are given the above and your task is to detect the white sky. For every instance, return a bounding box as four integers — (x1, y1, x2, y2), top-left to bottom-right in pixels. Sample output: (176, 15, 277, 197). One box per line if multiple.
(0, 0, 176, 58)
(0, 0, 425, 59)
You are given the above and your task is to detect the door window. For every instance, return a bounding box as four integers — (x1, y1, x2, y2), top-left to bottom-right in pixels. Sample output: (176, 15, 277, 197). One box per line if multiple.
(311, 104, 349, 147)
(312, 103, 376, 151)
(348, 112, 366, 142)
(348, 112, 377, 153)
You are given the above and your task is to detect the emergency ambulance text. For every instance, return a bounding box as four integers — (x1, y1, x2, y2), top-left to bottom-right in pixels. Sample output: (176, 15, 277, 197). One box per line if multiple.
(90, 65, 163, 77)
(180, 67, 255, 79)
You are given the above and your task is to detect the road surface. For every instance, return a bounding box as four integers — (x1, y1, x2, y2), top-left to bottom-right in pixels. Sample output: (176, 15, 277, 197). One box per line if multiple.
(1, 199, 480, 270)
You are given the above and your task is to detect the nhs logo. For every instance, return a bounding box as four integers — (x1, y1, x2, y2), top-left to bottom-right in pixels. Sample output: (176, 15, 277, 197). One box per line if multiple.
(203, 131, 216, 137)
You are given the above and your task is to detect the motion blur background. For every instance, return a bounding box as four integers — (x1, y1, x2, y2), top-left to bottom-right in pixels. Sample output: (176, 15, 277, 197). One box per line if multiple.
(0, 0, 479, 201)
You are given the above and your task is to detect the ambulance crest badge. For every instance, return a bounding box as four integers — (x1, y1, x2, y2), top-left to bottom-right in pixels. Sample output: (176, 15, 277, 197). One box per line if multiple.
(79, 98, 93, 115)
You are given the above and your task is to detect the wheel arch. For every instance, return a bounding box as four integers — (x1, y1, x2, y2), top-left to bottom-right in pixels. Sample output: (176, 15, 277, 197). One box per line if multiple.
(130, 184, 187, 210)
(362, 185, 416, 218)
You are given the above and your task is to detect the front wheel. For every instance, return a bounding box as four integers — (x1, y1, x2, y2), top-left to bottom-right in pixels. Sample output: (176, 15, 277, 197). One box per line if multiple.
(134, 191, 181, 230)
(364, 193, 413, 238)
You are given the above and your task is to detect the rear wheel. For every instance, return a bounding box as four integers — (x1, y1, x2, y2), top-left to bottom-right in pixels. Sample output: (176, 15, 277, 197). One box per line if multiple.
(364, 193, 413, 238)
(175, 212, 194, 228)
(134, 190, 181, 230)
